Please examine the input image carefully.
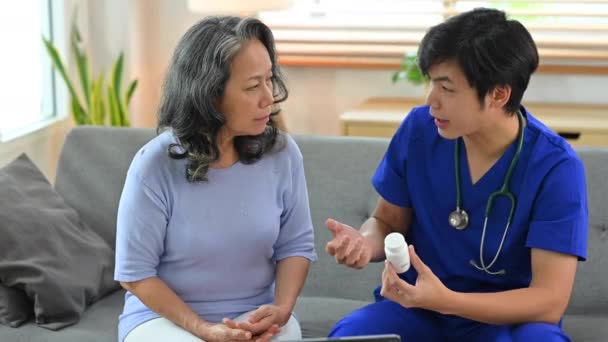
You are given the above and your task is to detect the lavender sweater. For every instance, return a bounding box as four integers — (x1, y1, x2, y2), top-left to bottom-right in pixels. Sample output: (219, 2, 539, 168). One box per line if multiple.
(114, 131, 316, 341)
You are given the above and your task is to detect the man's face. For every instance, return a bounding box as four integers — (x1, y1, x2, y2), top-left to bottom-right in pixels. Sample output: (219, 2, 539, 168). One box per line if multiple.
(425, 59, 490, 140)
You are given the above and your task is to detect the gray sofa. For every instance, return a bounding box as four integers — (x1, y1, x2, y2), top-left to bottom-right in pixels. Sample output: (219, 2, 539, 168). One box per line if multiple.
(1, 126, 607, 341)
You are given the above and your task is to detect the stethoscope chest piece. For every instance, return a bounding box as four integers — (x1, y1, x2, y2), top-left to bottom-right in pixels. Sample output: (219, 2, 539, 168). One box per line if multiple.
(449, 208, 469, 230)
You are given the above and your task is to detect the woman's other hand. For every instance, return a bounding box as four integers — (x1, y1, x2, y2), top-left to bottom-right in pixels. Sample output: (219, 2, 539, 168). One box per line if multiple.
(224, 304, 285, 339)
(197, 321, 254, 342)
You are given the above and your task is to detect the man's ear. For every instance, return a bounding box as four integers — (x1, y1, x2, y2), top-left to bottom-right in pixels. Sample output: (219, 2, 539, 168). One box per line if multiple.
(489, 85, 512, 110)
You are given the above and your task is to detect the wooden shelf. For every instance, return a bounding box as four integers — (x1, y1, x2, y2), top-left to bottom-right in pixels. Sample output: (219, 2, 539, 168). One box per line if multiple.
(340, 97, 608, 146)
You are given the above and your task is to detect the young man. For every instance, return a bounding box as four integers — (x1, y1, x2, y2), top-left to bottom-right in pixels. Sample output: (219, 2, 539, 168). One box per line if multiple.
(325, 8, 587, 341)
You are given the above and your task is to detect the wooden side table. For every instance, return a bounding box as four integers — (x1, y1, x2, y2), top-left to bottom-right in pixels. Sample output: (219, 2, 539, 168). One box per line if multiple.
(340, 97, 608, 146)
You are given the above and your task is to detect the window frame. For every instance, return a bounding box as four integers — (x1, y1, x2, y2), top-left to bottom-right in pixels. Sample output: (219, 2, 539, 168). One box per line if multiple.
(260, 0, 608, 74)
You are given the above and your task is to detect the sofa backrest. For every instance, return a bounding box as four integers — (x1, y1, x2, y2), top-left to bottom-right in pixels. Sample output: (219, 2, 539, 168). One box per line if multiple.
(568, 148, 608, 315)
(54, 127, 608, 310)
(55, 127, 155, 248)
(295, 135, 388, 302)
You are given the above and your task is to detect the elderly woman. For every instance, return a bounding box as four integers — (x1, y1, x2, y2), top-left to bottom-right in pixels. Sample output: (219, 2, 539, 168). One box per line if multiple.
(114, 16, 316, 342)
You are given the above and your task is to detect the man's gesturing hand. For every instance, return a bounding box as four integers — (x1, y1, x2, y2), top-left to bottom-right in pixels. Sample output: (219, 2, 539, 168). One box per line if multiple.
(325, 218, 372, 269)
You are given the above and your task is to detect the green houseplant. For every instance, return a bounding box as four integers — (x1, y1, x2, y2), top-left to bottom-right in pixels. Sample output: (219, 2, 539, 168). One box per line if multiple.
(392, 50, 427, 86)
(42, 21, 137, 126)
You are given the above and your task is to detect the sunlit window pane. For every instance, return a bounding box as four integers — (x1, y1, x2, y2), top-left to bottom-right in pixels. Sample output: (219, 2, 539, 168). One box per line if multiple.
(0, 0, 56, 140)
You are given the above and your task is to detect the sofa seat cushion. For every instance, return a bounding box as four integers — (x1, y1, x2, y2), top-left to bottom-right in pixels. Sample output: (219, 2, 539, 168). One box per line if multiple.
(0, 289, 124, 342)
(295, 296, 371, 337)
(562, 314, 608, 342)
(6, 292, 604, 342)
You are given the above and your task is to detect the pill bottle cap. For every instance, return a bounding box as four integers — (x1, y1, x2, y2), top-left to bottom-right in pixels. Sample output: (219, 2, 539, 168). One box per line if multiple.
(384, 232, 406, 254)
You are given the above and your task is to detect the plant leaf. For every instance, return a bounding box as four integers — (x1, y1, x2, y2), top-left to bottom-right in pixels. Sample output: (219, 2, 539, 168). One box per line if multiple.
(90, 74, 105, 125)
(392, 70, 406, 83)
(406, 64, 425, 85)
(110, 53, 130, 126)
(42, 36, 84, 110)
(394, 50, 427, 86)
(70, 96, 88, 125)
(125, 79, 138, 106)
(121, 107, 131, 127)
(111, 53, 124, 97)
(71, 24, 91, 112)
(108, 85, 121, 126)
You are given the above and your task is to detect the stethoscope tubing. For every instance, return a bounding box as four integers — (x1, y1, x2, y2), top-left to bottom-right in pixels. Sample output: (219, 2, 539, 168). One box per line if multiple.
(452, 110, 526, 275)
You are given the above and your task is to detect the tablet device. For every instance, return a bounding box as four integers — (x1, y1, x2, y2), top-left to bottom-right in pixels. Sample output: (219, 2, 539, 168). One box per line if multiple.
(286, 334, 401, 342)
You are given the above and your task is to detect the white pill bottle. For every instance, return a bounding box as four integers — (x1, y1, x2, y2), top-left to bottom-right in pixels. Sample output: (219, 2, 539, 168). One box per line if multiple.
(384, 232, 410, 273)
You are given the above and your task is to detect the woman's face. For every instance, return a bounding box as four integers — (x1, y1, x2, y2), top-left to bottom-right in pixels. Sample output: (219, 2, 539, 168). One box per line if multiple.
(217, 39, 274, 141)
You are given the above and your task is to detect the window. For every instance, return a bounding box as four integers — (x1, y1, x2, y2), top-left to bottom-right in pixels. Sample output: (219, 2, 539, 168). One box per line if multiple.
(0, 0, 65, 142)
(259, 0, 608, 73)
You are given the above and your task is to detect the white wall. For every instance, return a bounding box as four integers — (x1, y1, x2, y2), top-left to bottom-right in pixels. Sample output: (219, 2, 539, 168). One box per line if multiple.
(280, 68, 608, 135)
(0, 119, 72, 182)
(87, 0, 607, 135)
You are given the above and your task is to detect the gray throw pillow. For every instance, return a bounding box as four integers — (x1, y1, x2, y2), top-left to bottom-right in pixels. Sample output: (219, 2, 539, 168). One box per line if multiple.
(0, 283, 32, 327)
(0, 154, 118, 330)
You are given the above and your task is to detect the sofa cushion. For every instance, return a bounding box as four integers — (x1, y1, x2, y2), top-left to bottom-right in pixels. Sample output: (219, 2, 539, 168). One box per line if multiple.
(54, 127, 155, 248)
(567, 148, 608, 315)
(294, 296, 370, 337)
(0, 283, 32, 327)
(0, 154, 118, 330)
(562, 314, 608, 342)
(0, 289, 124, 342)
(295, 135, 388, 302)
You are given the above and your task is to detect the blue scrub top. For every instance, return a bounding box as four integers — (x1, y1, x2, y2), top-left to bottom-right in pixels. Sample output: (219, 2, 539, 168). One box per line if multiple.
(372, 105, 588, 294)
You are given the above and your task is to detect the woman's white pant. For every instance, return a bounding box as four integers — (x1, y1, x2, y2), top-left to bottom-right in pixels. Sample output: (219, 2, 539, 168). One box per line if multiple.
(124, 311, 302, 342)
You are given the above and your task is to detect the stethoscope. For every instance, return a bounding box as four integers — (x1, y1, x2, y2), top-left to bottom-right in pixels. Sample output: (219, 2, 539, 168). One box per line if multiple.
(448, 110, 525, 276)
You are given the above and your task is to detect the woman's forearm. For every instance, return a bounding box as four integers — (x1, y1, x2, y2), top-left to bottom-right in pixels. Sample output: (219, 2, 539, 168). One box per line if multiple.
(120, 277, 209, 336)
(274, 257, 310, 324)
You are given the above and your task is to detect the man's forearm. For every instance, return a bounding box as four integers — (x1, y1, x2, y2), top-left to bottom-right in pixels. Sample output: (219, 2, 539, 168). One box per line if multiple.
(360, 217, 395, 262)
(440, 286, 567, 325)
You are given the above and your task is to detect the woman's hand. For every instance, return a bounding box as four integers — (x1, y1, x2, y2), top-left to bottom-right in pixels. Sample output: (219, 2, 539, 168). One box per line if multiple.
(380, 245, 452, 312)
(196, 321, 254, 342)
(224, 304, 286, 338)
